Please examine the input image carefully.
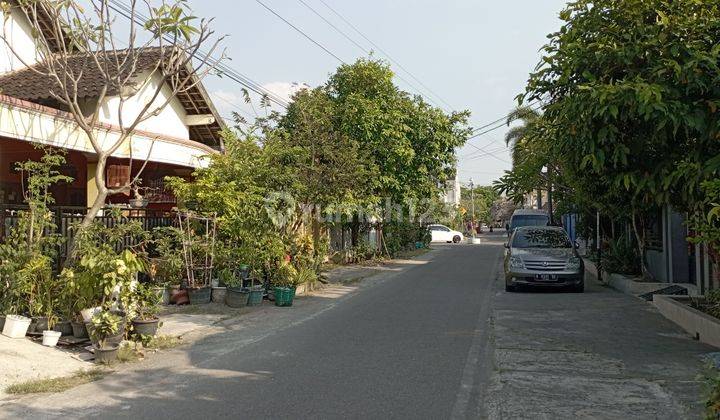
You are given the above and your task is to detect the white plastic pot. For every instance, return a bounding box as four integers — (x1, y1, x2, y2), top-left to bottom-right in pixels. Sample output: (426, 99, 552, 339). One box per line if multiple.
(42, 330, 62, 347)
(2, 315, 31, 338)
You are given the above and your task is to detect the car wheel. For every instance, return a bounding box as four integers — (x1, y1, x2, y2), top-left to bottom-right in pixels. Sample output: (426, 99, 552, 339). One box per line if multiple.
(571, 281, 585, 293)
(453, 235, 461, 243)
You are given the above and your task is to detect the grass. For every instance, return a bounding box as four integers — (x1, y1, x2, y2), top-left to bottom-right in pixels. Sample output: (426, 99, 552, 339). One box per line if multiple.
(145, 335, 182, 350)
(117, 343, 142, 363)
(5, 369, 106, 395)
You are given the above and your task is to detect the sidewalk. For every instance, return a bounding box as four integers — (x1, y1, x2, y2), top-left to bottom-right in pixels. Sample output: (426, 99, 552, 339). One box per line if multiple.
(487, 268, 717, 419)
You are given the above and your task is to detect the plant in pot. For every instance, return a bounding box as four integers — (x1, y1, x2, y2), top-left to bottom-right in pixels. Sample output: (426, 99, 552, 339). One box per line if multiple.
(151, 227, 185, 304)
(90, 310, 121, 364)
(273, 261, 298, 307)
(130, 283, 162, 341)
(66, 211, 149, 343)
(211, 268, 231, 303)
(223, 269, 250, 308)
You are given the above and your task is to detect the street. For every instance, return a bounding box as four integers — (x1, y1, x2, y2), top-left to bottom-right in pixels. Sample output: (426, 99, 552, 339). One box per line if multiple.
(1, 234, 713, 419)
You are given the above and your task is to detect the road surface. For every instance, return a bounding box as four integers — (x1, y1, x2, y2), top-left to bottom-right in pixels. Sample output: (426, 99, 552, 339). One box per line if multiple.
(1, 233, 712, 419)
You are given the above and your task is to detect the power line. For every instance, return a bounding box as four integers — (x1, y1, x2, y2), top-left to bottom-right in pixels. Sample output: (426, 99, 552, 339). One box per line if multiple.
(107, 0, 290, 109)
(317, 0, 455, 110)
(255, 0, 345, 63)
(295, 0, 447, 111)
(469, 101, 543, 134)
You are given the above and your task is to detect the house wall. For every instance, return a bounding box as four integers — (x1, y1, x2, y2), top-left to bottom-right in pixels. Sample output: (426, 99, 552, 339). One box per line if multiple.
(97, 71, 190, 140)
(0, 8, 40, 73)
(0, 95, 212, 169)
(645, 205, 692, 284)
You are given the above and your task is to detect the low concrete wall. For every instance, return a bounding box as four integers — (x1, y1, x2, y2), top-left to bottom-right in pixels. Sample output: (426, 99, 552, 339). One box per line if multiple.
(654, 295, 720, 348)
(606, 273, 658, 295)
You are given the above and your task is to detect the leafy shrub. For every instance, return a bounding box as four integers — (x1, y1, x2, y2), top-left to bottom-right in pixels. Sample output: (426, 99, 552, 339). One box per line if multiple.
(600, 234, 640, 276)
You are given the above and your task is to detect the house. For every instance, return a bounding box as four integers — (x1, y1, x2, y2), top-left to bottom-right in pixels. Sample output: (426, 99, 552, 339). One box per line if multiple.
(644, 205, 716, 294)
(0, 2, 223, 212)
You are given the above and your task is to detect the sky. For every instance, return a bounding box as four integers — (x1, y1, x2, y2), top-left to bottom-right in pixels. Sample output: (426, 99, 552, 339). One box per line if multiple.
(186, 0, 570, 187)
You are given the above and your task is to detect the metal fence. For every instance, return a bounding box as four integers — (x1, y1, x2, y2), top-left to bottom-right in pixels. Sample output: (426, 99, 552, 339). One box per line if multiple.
(0, 205, 176, 269)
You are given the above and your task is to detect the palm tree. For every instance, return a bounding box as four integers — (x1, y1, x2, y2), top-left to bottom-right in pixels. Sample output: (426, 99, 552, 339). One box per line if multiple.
(504, 106, 541, 166)
(505, 105, 543, 209)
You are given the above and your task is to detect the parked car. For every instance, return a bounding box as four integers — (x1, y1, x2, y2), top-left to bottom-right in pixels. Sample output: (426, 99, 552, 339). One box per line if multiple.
(504, 226, 584, 292)
(427, 224, 464, 244)
(505, 209, 550, 236)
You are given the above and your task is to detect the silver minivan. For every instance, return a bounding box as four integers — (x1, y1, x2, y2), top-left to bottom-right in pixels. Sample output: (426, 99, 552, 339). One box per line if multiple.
(506, 209, 550, 236)
(504, 226, 584, 293)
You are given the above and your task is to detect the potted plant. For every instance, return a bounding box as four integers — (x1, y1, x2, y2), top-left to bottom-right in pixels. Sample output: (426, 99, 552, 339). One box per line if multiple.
(224, 270, 250, 308)
(130, 283, 162, 339)
(151, 227, 186, 304)
(129, 184, 150, 209)
(90, 311, 121, 364)
(273, 262, 298, 307)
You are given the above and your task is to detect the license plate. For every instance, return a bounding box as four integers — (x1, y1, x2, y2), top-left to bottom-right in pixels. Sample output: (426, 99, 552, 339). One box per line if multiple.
(535, 274, 558, 281)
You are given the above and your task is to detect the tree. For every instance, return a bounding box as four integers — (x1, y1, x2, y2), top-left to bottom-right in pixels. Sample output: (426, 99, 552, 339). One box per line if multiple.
(519, 0, 720, 278)
(0, 0, 225, 232)
(272, 87, 368, 247)
(460, 185, 498, 226)
(504, 106, 541, 167)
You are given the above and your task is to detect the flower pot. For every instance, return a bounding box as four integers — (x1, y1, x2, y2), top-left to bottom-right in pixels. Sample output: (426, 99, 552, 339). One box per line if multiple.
(80, 307, 102, 323)
(71, 321, 88, 339)
(94, 345, 119, 364)
(130, 198, 149, 208)
(212, 287, 227, 303)
(53, 321, 73, 336)
(187, 287, 211, 305)
(28, 316, 49, 333)
(225, 287, 250, 308)
(42, 330, 62, 347)
(132, 318, 160, 338)
(274, 287, 296, 307)
(2, 315, 31, 338)
(87, 317, 126, 348)
(247, 286, 264, 306)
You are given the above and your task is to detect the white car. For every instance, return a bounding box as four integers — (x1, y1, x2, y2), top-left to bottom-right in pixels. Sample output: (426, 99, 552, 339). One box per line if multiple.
(427, 224, 464, 243)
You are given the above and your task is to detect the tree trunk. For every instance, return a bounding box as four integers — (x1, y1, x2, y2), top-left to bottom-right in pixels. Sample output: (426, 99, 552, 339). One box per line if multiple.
(631, 210, 654, 281)
(65, 159, 109, 264)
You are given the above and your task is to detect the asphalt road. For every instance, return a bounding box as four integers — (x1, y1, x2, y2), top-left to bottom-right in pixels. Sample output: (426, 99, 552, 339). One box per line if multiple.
(1, 236, 504, 419)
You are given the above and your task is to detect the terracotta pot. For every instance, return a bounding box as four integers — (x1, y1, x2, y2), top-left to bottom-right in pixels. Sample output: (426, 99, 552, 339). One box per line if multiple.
(172, 289, 189, 305)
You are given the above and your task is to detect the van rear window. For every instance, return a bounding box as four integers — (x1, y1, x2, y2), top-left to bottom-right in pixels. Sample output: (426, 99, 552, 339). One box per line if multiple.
(511, 215, 549, 229)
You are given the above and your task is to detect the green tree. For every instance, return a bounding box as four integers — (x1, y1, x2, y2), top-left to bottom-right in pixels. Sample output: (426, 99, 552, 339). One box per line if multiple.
(516, 0, 720, 278)
(460, 186, 499, 226)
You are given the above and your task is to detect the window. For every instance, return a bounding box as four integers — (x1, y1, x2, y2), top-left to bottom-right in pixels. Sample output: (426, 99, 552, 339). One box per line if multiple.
(511, 215, 549, 230)
(512, 229, 571, 249)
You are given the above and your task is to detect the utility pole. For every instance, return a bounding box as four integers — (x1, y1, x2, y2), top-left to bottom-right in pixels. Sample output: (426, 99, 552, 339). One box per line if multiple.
(469, 178, 475, 234)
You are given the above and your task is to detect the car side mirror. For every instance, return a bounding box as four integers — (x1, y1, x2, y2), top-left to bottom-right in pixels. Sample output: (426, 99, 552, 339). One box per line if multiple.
(505, 224, 510, 231)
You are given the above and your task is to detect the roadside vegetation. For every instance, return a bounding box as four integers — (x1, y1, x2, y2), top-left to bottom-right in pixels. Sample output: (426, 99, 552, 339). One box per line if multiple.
(5, 369, 106, 395)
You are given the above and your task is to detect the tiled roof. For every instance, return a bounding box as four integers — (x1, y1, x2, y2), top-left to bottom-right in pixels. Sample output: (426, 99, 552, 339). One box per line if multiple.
(0, 48, 164, 100)
(0, 48, 223, 147)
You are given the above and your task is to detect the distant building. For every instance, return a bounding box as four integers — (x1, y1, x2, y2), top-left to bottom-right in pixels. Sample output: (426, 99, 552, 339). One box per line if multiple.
(443, 178, 461, 207)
